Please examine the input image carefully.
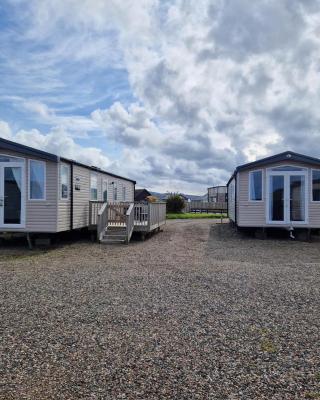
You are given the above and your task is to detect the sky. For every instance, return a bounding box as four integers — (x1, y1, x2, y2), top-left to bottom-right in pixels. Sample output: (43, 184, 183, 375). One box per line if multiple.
(1, 0, 320, 194)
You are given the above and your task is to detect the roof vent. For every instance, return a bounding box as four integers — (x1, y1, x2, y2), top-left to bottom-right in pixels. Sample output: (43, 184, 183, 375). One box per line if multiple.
(286, 153, 292, 158)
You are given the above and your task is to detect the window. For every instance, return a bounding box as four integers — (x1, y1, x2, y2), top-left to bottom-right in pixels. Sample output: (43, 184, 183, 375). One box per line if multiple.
(29, 160, 46, 200)
(103, 180, 108, 202)
(249, 170, 262, 201)
(312, 170, 320, 201)
(60, 164, 70, 199)
(272, 166, 304, 172)
(0, 155, 23, 163)
(228, 182, 234, 202)
(90, 173, 98, 200)
(122, 186, 126, 201)
(114, 183, 117, 201)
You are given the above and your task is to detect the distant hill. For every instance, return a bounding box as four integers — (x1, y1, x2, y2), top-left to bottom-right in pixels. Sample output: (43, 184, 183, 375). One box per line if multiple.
(151, 192, 207, 201)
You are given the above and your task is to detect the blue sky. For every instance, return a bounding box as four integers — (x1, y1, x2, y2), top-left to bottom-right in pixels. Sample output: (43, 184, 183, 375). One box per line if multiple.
(1, 0, 320, 194)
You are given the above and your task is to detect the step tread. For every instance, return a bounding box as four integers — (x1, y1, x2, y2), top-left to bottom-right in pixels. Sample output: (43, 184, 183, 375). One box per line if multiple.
(100, 240, 126, 244)
(102, 235, 126, 238)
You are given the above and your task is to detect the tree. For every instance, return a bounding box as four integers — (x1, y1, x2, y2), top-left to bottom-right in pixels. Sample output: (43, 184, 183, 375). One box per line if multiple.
(166, 193, 185, 213)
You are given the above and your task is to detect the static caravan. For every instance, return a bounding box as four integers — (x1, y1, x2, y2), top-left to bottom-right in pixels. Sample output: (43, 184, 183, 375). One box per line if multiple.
(207, 185, 227, 203)
(227, 151, 320, 234)
(0, 137, 135, 236)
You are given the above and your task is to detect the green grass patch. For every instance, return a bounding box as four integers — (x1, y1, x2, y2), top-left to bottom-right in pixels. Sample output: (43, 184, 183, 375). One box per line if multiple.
(166, 212, 227, 219)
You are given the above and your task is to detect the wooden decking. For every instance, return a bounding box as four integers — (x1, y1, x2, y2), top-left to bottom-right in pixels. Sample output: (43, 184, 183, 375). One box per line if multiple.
(89, 201, 166, 244)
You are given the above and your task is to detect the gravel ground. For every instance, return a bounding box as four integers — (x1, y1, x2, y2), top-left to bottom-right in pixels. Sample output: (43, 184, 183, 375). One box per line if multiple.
(0, 220, 319, 399)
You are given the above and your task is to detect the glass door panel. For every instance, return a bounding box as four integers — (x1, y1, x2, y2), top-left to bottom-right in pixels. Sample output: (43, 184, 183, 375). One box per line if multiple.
(269, 175, 285, 222)
(290, 175, 305, 222)
(3, 166, 22, 225)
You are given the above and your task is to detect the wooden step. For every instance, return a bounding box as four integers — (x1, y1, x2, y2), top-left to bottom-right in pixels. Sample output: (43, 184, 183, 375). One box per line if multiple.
(100, 238, 126, 244)
(102, 234, 127, 240)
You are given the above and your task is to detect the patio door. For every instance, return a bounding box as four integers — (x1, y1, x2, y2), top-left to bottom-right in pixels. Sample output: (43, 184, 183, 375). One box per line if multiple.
(267, 168, 308, 224)
(0, 161, 25, 228)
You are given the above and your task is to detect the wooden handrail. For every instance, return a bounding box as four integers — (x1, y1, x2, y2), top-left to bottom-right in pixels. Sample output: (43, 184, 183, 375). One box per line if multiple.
(97, 202, 108, 241)
(126, 203, 134, 244)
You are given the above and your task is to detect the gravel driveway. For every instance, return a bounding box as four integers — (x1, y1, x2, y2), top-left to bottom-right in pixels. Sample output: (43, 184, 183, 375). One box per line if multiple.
(0, 220, 319, 399)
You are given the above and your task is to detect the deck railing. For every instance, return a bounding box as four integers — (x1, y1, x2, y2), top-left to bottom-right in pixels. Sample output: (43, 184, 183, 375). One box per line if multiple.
(89, 201, 105, 225)
(89, 200, 167, 238)
(134, 203, 149, 225)
(126, 203, 135, 244)
(97, 203, 108, 241)
(147, 202, 166, 229)
(107, 202, 130, 226)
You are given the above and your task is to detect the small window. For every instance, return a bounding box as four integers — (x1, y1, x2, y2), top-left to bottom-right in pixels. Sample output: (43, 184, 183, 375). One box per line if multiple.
(90, 174, 98, 200)
(122, 186, 126, 201)
(60, 164, 70, 199)
(103, 180, 108, 202)
(0, 155, 23, 163)
(312, 170, 320, 201)
(114, 183, 117, 201)
(29, 160, 46, 200)
(272, 166, 304, 172)
(249, 170, 262, 201)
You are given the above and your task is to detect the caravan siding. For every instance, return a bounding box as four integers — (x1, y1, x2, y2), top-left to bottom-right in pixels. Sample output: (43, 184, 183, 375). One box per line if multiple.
(26, 159, 58, 232)
(237, 169, 265, 226)
(237, 160, 320, 227)
(72, 164, 90, 230)
(227, 177, 236, 222)
(57, 163, 135, 231)
(0, 148, 58, 232)
(57, 161, 72, 232)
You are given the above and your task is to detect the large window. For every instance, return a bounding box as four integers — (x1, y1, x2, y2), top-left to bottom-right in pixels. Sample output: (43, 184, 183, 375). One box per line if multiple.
(249, 170, 262, 201)
(60, 164, 70, 199)
(90, 173, 98, 200)
(312, 170, 320, 201)
(29, 160, 46, 200)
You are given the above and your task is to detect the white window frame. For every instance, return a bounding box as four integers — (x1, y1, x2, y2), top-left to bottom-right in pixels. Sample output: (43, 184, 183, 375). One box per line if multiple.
(28, 159, 46, 201)
(102, 179, 108, 202)
(266, 167, 309, 225)
(0, 154, 24, 163)
(113, 182, 118, 201)
(122, 185, 126, 201)
(248, 169, 263, 202)
(311, 169, 320, 202)
(0, 155, 26, 228)
(90, 173, 98, 201)
(60, 163, 70, 201)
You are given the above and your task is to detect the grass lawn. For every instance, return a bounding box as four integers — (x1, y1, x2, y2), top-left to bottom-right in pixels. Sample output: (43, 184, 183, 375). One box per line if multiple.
(166, 212, 227, 219)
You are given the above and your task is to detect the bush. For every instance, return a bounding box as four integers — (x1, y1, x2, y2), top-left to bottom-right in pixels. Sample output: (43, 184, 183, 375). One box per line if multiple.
(146, 195, 158, 203)
(166, 193, 185, 213)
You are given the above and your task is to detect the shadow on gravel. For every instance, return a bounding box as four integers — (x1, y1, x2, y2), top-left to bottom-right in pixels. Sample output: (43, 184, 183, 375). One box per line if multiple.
(207, 223, 320, 264)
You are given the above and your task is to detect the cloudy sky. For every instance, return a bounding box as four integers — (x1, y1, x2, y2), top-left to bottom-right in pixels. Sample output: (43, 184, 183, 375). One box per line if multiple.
(1, 0, 320, 194)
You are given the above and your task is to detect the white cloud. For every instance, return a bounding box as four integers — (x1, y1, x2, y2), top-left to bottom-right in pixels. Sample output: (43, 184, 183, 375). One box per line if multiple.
(0, 122, 111, 170)
(2, 0, 320, 194)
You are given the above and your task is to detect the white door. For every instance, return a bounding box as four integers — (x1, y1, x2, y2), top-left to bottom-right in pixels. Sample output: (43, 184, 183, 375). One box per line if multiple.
(0, 163, 25, 227)
(267, 168, 308, 225)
